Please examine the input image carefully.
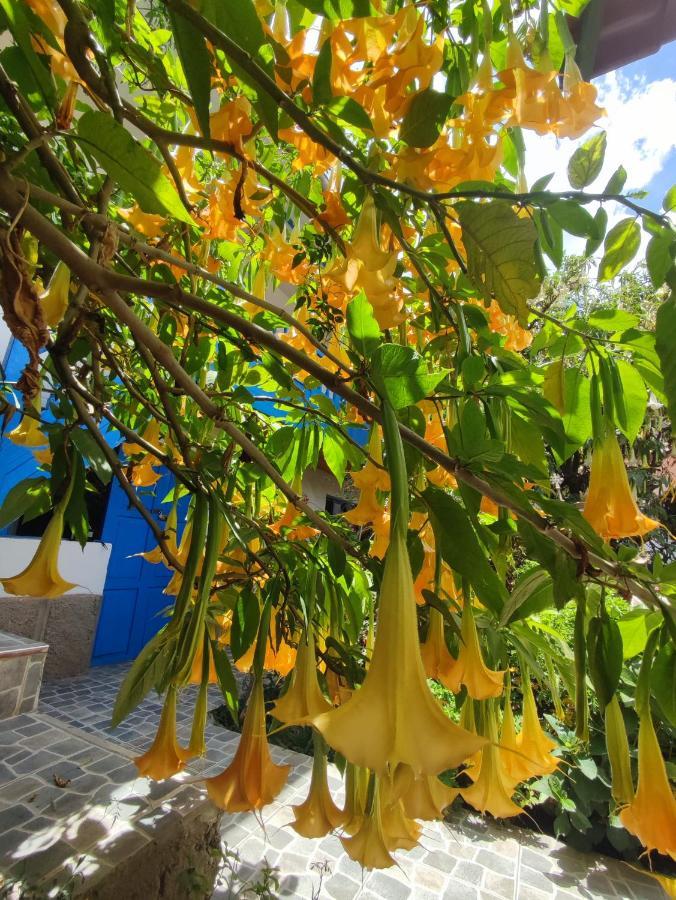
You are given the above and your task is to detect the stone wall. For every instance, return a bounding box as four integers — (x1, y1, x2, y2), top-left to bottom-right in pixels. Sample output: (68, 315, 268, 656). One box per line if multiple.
(0, 594, 101, 679)
(0, 632, 47, 718)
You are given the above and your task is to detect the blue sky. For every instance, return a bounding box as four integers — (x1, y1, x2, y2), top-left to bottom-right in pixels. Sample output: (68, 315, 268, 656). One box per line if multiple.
(524, 40, 676, 216)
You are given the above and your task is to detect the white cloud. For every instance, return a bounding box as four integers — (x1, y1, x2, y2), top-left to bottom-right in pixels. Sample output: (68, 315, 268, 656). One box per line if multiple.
(524, 70, 676, 197)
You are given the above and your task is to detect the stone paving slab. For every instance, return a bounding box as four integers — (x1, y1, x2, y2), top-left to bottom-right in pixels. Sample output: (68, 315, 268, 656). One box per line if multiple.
(1, 665, 667, 899)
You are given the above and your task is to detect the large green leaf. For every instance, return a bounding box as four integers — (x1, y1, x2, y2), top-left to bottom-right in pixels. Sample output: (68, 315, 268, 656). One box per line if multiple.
(652, 642, 676, 725)
(598, 218, 641, 281)
(0, 476, 51, 529)
(567, 131, 606, 189)
(0, 0, 56, 110)
(614, 359, 646, 443)
(423, 486, 507, 615)
(656, 292, 676, 423)
(588, 612, 623, 708)
(296, 0, 374, 17)
(500, 567, 554, 625)
(458, 201, 540, 325)
(76, 111, 194, 224)
(346, 291, 381, 357)
(112, 627, 175, 726)
(400, 88, 454, 149)
(372, 344, 448, 408)
(169, 9, 212, 139)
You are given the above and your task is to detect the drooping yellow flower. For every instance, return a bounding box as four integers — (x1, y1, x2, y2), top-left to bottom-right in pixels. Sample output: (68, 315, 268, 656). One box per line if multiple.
(134, 687, 190, 780)
(554, 55, 605, 140)
(398, 767, 458, 821)
(420, 606, 457, 689)
(341, 762, 369, 835)
(379, 777, 421, 851)
(583, 428, 661, 541)
(271, 477, 317, 541)
(499, 694, 540, 784)
(188, 637, 218, 686)
(272, 623, 332, 724)
(118, 205, 166, 239)
(445, 603, 504, 700)
(1, 493, 76, 599)
(291, 734, 346, 838)
(460, 703, 522, 819)
(325, 195, 404, 329)
(205, 674, 290, 812)
(514, 677, 559, 777)
(39, 261, 70, 328)
(8, 400, 46, 448)
(620, 711, 676, 859)
(340, 780, 397, 869)
(314, 531, 487, 777)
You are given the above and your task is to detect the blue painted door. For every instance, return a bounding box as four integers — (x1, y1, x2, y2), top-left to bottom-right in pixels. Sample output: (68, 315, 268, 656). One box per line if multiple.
(91, 471, 187, 665)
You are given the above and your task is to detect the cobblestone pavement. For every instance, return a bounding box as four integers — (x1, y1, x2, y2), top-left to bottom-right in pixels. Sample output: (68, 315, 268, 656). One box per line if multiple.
(0, 666, 664, 898)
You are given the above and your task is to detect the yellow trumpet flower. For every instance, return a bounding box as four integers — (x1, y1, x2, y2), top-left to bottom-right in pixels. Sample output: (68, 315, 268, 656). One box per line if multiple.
(272, 623, 332, 724)
(499, 695, 540, 784)
(341, 762, 369, 835)
(40, 261, 70, 328)
(583, 428, 661, 541)
(134, 687, 189, 780)
(8, 407, 46, 448)
(291, 734, 346, 838)
(620, 711, 676, 859)
(314, 531, 487, 777)
(460, 704, 523, 819)
(340, 781, 396, 870)
(1, 492, 76, 599)
(205, 675, 290, 812)
(445, 603, 505, 700)
(234, 615, 297, 676)
(380, 779, 421, 851)
(420, 606, 457, 689)
(515, 677, 559, 778)
(399, 767, 458, 821)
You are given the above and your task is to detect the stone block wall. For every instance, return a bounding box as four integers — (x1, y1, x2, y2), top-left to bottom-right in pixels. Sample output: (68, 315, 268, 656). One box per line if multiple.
(0, 594, 101, 679)
(0, 632, 47, 719)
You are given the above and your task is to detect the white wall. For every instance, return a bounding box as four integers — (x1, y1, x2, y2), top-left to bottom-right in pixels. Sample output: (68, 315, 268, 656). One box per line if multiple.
(0, 537, 111, 598)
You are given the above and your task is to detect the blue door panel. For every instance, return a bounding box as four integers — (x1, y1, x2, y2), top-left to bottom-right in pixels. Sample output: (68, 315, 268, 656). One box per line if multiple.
(92, 469, 186, 665)
(92, 587, 137, 660)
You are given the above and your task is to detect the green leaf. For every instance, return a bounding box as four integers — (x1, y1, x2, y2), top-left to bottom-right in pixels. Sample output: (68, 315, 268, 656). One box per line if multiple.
(578, 758, 598, 780)
(372, 344, 448, 409)
(0, 0, 56, 110)
(0, 477, 51, 530)
(347, 292, 381, 357)
(614, 359, 646, 443)
(616, 609, 660, 659)
(585, 207, 607, 257)
(567, 131, 606, 189)
(588, 613, 623, 708)
(76, 111, 194, 224)
(64, 453, 89, 548)
(112, 627, 175, 726)
(646, 232, 674, 288)
(458, 201, 540, 325)
(500, 568, 554, 625)
(663, 185, 676, 213)
(230, 586, 260, 662)
(210, 638, 239, 720)
(169, 9, 212, 139)
(598, 218, 641, 282)
(652, 642, 676, 725)
(655, 293, 676, 423)
(604, 165, 627, 195)
(400, 88, 454, 148)
(297, 0, 374, 18)
(326, 97, 372, 131)
(548, 200, 596, 238)
(70, 427, 113, 485)
(423, 486, 507, 615)
(587, 308, 639, 332)
(322, 429, 348, 485)
(312, 38, 333, 106)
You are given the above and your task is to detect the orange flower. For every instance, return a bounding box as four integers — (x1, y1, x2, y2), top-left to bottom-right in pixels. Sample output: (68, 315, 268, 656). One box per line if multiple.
(118, 205, 166, 239)
(583, 428, 661, 541)
(486, 301, 533, 351)
(278, 126, 335, 174)
(398, 766, 458, 821)
(209, 98, 253, 145)
(445, 603, 504, 700)
(234, 615, 297, 676)
(260, 228, 309, 285)
(620, 710, 676, 858)
(135, 687, 190, 780)
(205, 675, 290, 812)
(514, 677, 559, 777)
(340, 780, 396, 869)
